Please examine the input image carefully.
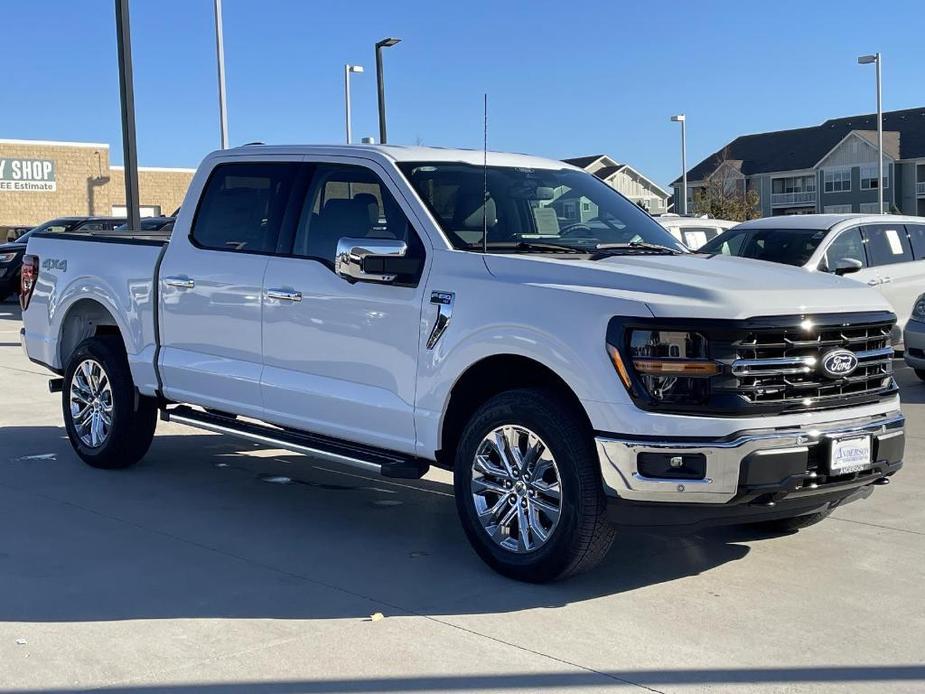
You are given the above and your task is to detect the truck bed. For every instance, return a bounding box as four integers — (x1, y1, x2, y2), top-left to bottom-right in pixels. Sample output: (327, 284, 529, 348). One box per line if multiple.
(32, 229, 171, 245)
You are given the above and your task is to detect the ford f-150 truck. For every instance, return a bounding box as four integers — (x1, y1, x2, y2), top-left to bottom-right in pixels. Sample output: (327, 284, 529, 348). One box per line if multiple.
(19, 145, 905, 581)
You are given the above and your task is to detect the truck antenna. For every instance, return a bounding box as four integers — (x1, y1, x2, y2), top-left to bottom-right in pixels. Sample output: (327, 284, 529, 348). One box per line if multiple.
(482, 93, 488, 254)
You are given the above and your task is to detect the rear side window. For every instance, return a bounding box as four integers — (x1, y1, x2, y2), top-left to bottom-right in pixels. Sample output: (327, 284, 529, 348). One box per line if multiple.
(192, 162, 300, 253)
(824, 227, 867, 270)
(906, 224, 925, 260)
(863, 224, 913, 267)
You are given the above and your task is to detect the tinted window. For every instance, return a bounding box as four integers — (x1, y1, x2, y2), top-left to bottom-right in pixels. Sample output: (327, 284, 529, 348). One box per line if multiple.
(700, 228, 827, 266)
(906, 224, 925, 260)
(863, 224, 913, 267)
(823, 227, 867, 270)
(293, 164, 422, 266)
(192, 162, 299, 253)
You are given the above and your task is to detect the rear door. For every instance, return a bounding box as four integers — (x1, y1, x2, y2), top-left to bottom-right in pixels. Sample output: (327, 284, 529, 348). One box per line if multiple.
(861, 223, 920, 331)
(158, 159, 302, 418)
(260, 159, 429, 454)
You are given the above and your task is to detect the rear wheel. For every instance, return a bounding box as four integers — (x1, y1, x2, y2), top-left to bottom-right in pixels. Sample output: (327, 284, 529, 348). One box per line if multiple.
(62, 336, 157, 469)
(454, 388, 615, 582)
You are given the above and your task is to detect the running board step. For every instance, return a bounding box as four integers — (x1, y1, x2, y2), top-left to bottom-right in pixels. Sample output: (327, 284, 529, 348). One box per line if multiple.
(162, 405, 429, 479)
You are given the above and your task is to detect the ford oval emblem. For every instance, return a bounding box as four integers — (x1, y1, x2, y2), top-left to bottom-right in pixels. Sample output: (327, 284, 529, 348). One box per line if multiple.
(821, 349, 859, 378)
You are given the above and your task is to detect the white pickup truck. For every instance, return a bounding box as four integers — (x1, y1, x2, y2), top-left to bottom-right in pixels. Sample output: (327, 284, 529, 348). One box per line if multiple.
(20, 145, 905, 581)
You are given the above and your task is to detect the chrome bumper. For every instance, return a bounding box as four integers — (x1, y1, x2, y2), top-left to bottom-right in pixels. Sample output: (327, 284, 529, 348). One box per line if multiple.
(595, 411, 905, 504)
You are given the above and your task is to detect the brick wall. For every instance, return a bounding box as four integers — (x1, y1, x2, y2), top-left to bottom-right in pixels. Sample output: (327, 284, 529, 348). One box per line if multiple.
(0, 139, 194, 227)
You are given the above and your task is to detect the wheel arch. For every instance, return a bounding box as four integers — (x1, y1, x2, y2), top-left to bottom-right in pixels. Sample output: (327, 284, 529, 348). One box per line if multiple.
(435, 353, 593, 469)
(57, 298, 126, 368)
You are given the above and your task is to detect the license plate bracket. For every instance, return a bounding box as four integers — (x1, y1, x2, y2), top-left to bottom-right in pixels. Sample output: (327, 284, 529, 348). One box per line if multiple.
(828, 435, 873, 476)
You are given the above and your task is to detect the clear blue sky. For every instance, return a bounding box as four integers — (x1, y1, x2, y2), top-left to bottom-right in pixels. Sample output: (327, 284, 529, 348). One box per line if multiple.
(3, 0, 924, 187)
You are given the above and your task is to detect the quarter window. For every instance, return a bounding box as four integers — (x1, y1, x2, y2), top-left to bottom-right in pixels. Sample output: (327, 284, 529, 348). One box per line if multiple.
(191, 162, 300, 253)
(863, 224, 913, 266)
(905, 224, 925, 260)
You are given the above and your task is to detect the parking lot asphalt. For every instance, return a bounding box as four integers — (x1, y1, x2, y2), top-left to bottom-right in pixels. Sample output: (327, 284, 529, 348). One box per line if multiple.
(0, 299, 923, 694)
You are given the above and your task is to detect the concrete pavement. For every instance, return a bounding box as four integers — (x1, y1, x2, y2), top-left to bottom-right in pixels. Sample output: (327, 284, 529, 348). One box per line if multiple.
(0, 299, 923, 693)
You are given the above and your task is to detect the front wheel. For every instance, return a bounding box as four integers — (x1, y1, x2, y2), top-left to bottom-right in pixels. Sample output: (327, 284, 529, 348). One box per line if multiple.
(454, 388, 616, 582)
(62, 336, 157, 469)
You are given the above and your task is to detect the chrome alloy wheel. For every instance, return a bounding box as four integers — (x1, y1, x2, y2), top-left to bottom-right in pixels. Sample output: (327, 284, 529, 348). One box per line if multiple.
(69, 359, 113, 448)
(471, 425, 562, 553)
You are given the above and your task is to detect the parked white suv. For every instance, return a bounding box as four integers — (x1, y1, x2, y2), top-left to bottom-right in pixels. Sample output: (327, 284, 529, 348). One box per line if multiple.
(19, 146, 905, 581)
(700, 214, 925, 342)
(655, 214, 738, 249)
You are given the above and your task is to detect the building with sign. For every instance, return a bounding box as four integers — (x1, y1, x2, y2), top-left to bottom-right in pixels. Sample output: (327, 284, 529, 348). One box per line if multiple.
(0, 138, 195, 233)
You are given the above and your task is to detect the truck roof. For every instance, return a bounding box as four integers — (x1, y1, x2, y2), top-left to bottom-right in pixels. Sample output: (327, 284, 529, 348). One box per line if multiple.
(219, 143, 574, 170)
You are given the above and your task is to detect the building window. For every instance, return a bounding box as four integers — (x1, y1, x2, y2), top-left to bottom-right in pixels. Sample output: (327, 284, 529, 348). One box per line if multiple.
(859, 202, 881, 214)
(860, 164, 889, 190)
(824, 204, 852, 214)
(823, 168, 851, 193)
(772, 175, 815, 194)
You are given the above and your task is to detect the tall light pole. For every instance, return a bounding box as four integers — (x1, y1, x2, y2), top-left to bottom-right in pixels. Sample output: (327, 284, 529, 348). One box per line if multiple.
(114, 0, 140, 231)
(375, 37, 401, 145)
(858, 53, 884, 213)
(344, 64, 364, 144)
(671, 114, 688, 215)
(214, 0, 229, 149)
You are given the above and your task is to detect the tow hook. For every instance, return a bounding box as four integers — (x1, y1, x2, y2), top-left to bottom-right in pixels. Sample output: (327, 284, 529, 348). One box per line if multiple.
(873, 476, 891, 486)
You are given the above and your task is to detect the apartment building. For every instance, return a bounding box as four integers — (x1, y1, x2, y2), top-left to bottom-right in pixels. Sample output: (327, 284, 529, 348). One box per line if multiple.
(674, 107, 925, 217)
(564, 155, 671, 213)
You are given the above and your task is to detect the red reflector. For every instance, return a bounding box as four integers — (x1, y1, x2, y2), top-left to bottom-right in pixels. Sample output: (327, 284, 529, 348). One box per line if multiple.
(20, 254, 38, 311)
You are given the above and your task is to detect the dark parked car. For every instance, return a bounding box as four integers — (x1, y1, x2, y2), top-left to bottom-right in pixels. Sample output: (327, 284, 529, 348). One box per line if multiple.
(5, 226, 32, 243)
(0, 216, 127, 302)
(114, 216, 176, 232)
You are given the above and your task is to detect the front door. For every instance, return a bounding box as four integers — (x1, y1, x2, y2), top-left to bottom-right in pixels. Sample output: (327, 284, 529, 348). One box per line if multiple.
(861, 223, 921, 332)
(158, 160, 301, 418)
(260, 161, 429, 454)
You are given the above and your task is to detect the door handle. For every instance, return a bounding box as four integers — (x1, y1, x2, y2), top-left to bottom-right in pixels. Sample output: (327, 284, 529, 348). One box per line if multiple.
(880, 276, 893, 284)
(866, 279, 881, 287)
(266, 289, 303, 303)
(164, 276, 195, 289)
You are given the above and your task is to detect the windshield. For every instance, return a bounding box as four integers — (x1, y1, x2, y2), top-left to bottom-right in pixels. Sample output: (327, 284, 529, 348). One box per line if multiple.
(398, 162, 685, 253)
(700, 227, 828, 267)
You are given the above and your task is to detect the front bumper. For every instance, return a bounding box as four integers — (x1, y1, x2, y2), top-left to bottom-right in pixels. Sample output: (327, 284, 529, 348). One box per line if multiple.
(904, 319, 925, 369)
(596, 410, 904, 513)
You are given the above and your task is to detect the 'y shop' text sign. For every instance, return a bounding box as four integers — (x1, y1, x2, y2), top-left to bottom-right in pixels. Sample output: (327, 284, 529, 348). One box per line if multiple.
(0, 159, 56, 192)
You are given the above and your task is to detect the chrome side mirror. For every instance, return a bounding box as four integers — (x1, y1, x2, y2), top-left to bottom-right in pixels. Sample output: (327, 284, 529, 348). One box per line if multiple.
(335, 237, 408, 283)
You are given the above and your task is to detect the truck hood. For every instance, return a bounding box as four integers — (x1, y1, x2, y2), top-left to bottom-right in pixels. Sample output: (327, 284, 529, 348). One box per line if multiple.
(483, 252, 893, 320)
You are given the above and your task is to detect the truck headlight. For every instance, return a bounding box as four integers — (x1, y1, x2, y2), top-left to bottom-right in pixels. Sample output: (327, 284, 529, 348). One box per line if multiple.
(607, 328, 719, 405)
(912, 296, 925, 323)
(0, 252, 17, 264)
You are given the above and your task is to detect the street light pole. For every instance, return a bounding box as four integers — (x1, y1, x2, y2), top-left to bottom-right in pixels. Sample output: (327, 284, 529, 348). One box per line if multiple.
(344, 64, 364, 144)
(375, 37, 401, 144)
(671, 114, 687, 215)
(114, 0, 141, 231)
(214, 0, 229, 149)
(858, 53, 884, 214)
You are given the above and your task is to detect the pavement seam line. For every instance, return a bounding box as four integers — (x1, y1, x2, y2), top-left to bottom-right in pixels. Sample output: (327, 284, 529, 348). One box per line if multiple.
(829, 515, 925, 536)
(0, 482, 661, 693)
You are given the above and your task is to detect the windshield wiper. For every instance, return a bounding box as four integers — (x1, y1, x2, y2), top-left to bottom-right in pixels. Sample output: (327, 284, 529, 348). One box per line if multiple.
(465, 240, 585, 254)
(589, 241, 684, 260)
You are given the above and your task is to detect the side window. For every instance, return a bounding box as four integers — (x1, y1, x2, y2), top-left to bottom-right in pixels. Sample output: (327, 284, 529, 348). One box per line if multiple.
(906, 224, 925, 260)
(863, 224, 914, 267)
(191, 162, 299, 253)
(293, 164, 422, 266)
(823, 228, 867, 271)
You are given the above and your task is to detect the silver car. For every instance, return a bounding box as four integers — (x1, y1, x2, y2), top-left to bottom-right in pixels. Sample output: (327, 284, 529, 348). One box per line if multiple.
(701, 214, 925, 343)
(904, 294, 925, 380)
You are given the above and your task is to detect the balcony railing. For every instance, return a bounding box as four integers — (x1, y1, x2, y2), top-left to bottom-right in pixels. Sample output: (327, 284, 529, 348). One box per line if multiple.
(771, 191, 817, 206)
(916, 181, 925, 196)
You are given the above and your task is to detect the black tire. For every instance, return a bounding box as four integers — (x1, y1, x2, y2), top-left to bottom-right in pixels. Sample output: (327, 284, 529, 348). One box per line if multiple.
(62, 336, 157, 469)
(915, 369, 925, 382)
(454, 388, 616, 582)
(749, 508, 833, 534)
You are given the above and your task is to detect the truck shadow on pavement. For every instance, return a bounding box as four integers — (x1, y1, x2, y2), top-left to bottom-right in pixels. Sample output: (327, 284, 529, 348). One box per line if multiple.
(0, 424, 758, 624)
